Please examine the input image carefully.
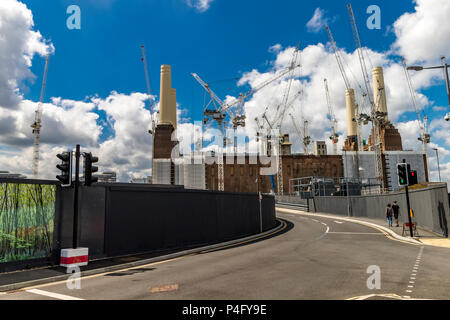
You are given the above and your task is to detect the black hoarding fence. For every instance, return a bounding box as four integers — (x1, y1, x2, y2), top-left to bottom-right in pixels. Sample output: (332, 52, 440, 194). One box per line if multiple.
(54, 183, 277, 259)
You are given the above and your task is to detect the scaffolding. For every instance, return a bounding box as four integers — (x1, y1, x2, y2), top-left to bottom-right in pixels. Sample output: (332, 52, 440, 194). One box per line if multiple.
(288, 176, 382, 198)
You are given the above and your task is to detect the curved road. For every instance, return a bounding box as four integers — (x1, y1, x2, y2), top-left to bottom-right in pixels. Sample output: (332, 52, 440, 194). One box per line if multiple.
(2, 207, 450, 300)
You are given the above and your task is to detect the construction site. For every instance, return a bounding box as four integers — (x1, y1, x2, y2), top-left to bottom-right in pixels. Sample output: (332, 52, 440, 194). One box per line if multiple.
(148, 4, 430, 196)
(24, 5, 432, 197)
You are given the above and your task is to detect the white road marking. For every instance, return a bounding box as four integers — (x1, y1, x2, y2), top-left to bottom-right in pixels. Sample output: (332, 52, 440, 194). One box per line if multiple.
(405, 246, 425, 298)
(348, 293, 409, 300)
(334, 221, 344, 224)
(328, 232, 383, 235)
(26, 289, 84, 300)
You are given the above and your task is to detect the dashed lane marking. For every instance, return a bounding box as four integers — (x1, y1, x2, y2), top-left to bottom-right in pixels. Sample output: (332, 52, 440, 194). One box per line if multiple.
(26, 289, 84, 300)
(334, 221, 344, 224)
(404, 246, 424, 297)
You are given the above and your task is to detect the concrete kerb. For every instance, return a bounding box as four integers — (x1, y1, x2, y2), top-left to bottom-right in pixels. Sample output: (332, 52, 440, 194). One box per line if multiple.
(276, 205, 422, 245)
(0, 220, 284, 293)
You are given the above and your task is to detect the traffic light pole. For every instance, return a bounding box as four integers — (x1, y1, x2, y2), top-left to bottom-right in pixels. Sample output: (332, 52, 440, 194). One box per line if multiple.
(405, 185, 414, 237)
(73, 144, 80, 249)
(403, 159, 414, 237)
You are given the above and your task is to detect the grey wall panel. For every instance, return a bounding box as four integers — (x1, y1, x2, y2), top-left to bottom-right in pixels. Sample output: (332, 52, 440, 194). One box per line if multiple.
(301, 184, 450, 236)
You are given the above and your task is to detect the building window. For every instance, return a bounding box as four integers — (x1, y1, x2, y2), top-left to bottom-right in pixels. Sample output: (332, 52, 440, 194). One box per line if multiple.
(287, 165, 291, 175)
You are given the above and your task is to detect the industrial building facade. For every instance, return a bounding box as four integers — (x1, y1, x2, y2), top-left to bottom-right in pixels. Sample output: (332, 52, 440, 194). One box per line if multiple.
(204, 154, 343, 193)
(151, 64, 430, 195)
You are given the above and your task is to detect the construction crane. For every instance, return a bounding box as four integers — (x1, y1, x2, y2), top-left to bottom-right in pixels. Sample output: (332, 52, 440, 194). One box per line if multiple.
(326, 23, 370, 154)
(31, 54, 50, 178)
(326, 24, 364, 177)
(141, 45, 156, 135)
(347, 3, 385, 191)
(401, 58, 430, 153)
(288, 113, 310, 154)
(303, 120, 311, 154)
(259, 88, 302, 195)
(191, 56, 301, 191)
(325, 26, 351, 90)
(323, 78, 339, 155)
(258, 46, 301, 195)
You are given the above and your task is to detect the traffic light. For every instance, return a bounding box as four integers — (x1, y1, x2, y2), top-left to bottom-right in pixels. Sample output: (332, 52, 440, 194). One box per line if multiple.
(56, 151, 72, 187)
(409, 169, 418, 186)
(83, 152, 98, 186)
(397, 163, 408, 186)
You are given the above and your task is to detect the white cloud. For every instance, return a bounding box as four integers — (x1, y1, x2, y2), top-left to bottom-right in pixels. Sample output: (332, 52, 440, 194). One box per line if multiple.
(0, 0, 448, 187)
(268, 44, 282, 53)
(392, 0, 450, 64)
(186, 0, 214, 12)
(0, 0, 53, 109)
(306, 8, 328, 33)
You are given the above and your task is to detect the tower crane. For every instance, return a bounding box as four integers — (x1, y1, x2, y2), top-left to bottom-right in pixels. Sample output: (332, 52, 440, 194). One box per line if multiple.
(31, 53, 50, 178)
(141, 45, 156, 135)
(191, 54, 301, 191)
(347, 4, 385, 191)
(401, 58, 430, 153)
(258, 46, 301, 195)
(260, 88, 302, 194)
(303, 120, 311, 154)
(325, 26, 351, 90)
(326, 23, 364, 176)
(323, 79, 339, 155)
(288, 114, 310, 154)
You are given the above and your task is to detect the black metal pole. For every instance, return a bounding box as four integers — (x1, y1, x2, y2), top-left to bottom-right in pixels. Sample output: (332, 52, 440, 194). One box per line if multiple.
(73, 144, 80, 249)
(441, 57, 450, 112)
(435, 149, 441, 182)
(403, 159, 414, 237)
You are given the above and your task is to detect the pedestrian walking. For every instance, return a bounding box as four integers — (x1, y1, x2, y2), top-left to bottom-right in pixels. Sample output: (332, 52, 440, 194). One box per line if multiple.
(392, 201, 400, 227)
(386, 203, 393, 227)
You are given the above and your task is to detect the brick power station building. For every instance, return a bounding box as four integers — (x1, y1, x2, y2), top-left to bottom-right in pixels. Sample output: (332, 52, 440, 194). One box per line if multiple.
(152, 65, 429, 194)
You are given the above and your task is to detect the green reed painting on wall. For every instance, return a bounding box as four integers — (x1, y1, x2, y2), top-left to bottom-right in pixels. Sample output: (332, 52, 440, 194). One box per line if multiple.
(0, 182, 56, 263)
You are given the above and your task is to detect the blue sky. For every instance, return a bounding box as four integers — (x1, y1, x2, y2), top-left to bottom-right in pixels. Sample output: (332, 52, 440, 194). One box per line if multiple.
(1, 0, 449, 183)
(24, 0, 424, 120)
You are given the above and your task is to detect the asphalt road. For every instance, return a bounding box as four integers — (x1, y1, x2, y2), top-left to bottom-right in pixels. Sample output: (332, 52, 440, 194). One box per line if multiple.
(2, 208, 450, 300)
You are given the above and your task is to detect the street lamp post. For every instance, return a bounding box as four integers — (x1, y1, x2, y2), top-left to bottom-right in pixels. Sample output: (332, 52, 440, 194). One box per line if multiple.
(408, 56, 450, 121)
(433, 148, 441, 182)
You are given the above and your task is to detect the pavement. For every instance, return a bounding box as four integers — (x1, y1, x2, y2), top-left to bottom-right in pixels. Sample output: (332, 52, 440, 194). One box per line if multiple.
(1, 206, 450, 300)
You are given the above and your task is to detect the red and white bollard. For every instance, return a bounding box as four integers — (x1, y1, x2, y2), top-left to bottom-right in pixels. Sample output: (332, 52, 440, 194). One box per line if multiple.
(60, 248, 89, 267)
